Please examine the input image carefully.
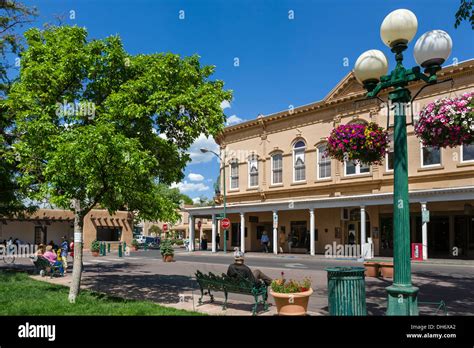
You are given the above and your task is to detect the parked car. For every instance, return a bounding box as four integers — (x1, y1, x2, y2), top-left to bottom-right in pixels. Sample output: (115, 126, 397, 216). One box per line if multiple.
(135, 235, 147, 244)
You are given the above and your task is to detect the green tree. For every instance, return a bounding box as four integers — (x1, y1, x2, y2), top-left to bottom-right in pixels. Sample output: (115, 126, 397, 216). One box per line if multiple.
(148, 224, 162, 236)
(0, 0, 37, 217)
(455, 0, 474, 29)
(5, 25, 232, 302)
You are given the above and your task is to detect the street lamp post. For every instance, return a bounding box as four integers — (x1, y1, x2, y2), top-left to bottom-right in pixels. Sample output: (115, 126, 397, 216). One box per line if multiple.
(200, 148, 227, 253)
(354, 9, 452, 315)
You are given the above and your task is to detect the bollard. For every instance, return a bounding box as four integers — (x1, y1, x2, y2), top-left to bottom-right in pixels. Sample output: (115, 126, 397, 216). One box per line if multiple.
(103, 242, 106, 256)
(118, 243, 123, 257)
(144, 243, 148, 251)
(123, 242, 127, 252)
(107, 243, 110, 253)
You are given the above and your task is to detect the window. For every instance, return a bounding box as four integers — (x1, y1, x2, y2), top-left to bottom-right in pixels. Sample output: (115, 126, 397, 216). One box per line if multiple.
(421, 144, 441, 167)
(461, 144, 474, 162)
(248, 156, 258, 187)
(317, 144, 331, 179)
(386, 133, 394, 171)
(293, 140, 306, 182)
(271, 153, 283, 184)
(345, 161, 370, 176)
(230, 160, 239, 189)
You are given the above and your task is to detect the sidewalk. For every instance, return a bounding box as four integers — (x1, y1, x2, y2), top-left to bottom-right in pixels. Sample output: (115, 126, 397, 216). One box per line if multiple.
(183, 249, 474, 266)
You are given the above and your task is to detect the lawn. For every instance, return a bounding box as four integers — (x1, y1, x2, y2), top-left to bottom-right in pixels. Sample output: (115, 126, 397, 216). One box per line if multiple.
(0, 271, 203, 316)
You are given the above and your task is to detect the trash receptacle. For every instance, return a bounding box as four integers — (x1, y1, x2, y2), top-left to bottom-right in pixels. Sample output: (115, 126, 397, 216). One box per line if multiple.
(326, 266, 367, 316)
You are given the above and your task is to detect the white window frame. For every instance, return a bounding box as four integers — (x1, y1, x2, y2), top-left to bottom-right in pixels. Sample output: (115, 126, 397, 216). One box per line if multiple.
(316, 144, 331, 180)
(248, 156, 258, 188)
(344, 160, 370, 176)
(271, 153, 283, 185)
(293, 141, 306, 183)
(461, 144, 474, 163)
(229, 160, 239, 190)
(420, 143, 442, 168)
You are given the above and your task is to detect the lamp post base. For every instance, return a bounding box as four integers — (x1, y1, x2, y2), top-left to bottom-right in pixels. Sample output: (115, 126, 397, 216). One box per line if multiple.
(386, 284, 419, 315)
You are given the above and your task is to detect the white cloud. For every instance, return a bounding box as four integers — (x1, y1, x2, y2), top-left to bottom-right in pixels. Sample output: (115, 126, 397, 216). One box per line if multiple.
(226, 114, 244, 126)
(188, 173, 204, 182)
(192, 197, 201, 204)
(187, 134, 220, 164)
(220, 100, 231, 110)
(171, 181, 209, 194)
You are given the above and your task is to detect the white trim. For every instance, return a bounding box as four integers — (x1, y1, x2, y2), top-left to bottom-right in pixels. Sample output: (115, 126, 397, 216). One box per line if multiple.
(271, 153, 283, 185)
(420, 143, 442, 168)
(229, 160, 239, 190)
(248, 157, 258, 188)
(293, 142, 306, 183)
(316, 144, 331, 180)
(185, 186, 474, 215)
(461, 144, 474, 163)
(344, 160, 370, 176)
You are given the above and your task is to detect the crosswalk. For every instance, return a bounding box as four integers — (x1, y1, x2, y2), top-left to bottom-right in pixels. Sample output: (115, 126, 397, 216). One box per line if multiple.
(83, 256, 148, 266)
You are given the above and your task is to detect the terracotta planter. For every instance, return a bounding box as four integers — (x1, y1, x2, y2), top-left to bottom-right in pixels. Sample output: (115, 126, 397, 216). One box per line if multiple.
(91, 251, 99, 257)
(270, 288, 313, 316)
(364, 262, 380, 277)
(132, 246, 138, 251)
(379, 262, 394, 278)
(163, 255, 174, 262)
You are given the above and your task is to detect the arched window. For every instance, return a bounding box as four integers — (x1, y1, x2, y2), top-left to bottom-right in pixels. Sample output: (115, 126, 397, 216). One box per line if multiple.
(271, 153, 283, 184)
(248, 155, 258, 188)
(293, 140, 306, 182)
(229, 159, 239, 189)
(317, 143, 331, 179)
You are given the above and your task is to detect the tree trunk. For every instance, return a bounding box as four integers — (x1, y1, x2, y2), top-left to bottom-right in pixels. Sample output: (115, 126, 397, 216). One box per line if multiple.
(68, 199, 85, 303)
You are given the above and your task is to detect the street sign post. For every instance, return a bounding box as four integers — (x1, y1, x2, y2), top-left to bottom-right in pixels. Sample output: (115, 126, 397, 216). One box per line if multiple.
(422, 210, 430, 223)
(220, 218, 231, 230)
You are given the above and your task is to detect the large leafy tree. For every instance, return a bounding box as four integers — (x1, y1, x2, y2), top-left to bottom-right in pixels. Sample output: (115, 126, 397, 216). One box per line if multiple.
(455, 0, 474, 29)
(5, 25, 231, 302)
(0, 0, 36, 217)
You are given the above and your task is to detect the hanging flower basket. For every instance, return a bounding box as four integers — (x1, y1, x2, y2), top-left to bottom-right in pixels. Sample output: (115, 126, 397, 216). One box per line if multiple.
(326, 122, 389, 165)
(414, 92, 474, 148)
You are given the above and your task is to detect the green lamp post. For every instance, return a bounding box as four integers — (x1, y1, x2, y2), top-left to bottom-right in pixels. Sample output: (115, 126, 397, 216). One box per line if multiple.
(200, 147, 228, 253)
(353, 9, 453, 315)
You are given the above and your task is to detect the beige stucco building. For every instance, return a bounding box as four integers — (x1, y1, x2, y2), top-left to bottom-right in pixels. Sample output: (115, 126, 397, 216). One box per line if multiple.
(0, 209, 134, 250)
(186, 60, 474, 259)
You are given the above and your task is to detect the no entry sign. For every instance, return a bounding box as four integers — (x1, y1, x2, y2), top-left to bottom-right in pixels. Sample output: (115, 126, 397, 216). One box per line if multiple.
(163, 223, 168, 232)
(220, 218, 230, 230)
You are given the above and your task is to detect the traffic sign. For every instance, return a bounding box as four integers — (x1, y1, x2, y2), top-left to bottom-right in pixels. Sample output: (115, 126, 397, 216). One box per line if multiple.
(163, 223, 168, 232)
(422, 210, 430, 223)
(220, 218, 231, 230)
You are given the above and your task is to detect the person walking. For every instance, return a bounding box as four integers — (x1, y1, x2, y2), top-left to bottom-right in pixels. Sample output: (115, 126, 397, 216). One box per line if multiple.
(215, 233, 220, 251)
(60, 236, 69, 272)
(279, 229, 286, 253)
(260, 230, 270, 253)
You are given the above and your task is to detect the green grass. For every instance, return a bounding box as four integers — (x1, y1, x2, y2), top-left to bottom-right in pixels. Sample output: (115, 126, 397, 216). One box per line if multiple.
(0, 271, 203, 316)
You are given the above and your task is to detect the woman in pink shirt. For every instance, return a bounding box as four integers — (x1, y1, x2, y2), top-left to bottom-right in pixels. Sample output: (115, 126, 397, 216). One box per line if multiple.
(43, 245, 57, 263)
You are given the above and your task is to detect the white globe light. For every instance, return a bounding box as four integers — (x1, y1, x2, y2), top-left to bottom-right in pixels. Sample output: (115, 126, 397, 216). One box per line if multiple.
(380, 9, 418, 48)
(414, 30, 452, 67)
(354, 50, 389, 84)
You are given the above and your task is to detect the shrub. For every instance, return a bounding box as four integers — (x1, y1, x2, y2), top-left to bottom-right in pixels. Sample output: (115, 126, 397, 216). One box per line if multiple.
(90, 240, 100, 252)
(271, 272, 311, 293)
(159, 239, 174, 256)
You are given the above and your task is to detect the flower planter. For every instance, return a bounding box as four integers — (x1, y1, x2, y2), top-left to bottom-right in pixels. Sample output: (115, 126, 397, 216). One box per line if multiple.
(132, 246, 138, 251)
(91, 251, 99, 257)
(379, 262, 393, 278)
(327, 122, 388, 165)
(415, 92, 473, 148)
(163, 255, 174, 262)
(363, 262, 379, 277)
(270, 288, 313, 316)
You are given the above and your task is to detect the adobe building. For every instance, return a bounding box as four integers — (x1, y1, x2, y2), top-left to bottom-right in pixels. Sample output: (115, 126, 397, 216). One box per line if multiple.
(142, 206, 213, 242)
(0, 209, 134, 250)
(186, 60, 474, 259)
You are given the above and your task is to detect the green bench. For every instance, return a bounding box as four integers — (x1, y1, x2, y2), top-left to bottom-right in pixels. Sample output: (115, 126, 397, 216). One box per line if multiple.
(195, 270, 269, 315)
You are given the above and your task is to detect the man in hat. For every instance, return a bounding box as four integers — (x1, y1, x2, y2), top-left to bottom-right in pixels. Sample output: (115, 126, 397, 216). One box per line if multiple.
(227, 248, 272, 286)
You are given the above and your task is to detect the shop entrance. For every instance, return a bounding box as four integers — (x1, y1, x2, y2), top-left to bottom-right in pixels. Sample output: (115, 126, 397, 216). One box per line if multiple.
(454, 215, 474, 258)
(345, 209, 370, 246)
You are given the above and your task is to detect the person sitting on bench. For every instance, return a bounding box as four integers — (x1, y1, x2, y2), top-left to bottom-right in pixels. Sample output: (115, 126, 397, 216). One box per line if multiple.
(43, 245, 64, 274)
(227, 248, 272, 286)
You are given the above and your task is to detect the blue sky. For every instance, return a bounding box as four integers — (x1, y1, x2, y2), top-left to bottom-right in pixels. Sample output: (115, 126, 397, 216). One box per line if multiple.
(18, 0, 474, 202)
